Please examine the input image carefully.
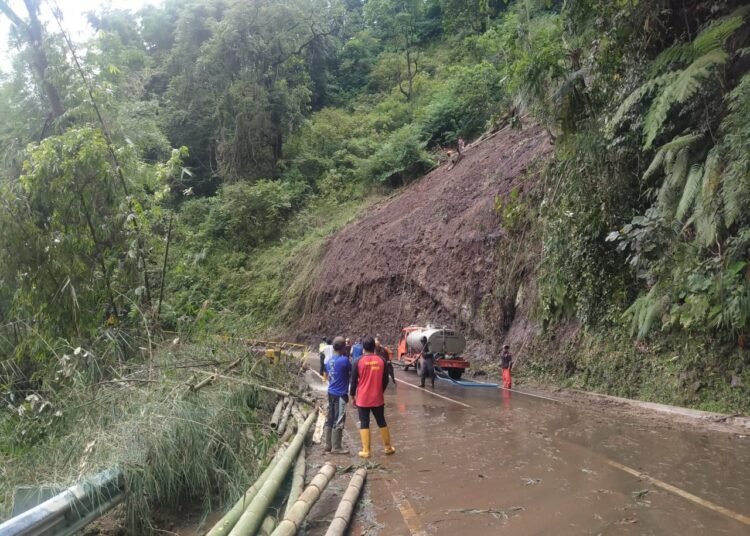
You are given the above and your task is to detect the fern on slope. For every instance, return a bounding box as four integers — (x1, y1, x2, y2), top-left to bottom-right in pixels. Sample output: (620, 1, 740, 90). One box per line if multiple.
(643, 49, 728, 149)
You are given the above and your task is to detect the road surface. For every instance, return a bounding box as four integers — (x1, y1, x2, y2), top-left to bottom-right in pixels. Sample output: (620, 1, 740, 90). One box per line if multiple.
(305, 362, 750, 535)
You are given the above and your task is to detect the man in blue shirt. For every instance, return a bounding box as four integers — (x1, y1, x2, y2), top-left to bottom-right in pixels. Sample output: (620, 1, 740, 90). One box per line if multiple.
(325, 336, 352, 454)
(350, 336, 364, 360)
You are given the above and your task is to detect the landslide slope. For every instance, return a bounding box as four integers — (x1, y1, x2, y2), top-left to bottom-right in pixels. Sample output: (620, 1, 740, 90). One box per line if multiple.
(295, 125, 552, 347)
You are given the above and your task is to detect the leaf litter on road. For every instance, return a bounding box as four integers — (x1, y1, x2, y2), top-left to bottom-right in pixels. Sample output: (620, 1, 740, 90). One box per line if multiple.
(447, 506, 525, 521)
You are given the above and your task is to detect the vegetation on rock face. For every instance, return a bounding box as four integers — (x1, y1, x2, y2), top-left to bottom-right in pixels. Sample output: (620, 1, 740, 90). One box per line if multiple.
(1, 0, 750, 518)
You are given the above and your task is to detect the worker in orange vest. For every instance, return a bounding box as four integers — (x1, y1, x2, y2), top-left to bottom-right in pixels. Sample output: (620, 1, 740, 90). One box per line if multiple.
(350, 337, 396, 458)
(500, 345, 513, 389)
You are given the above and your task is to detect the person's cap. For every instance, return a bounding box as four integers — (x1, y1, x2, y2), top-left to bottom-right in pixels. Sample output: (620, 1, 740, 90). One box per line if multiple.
(420, 336, 427, 343)
(503, 344, 510, 349)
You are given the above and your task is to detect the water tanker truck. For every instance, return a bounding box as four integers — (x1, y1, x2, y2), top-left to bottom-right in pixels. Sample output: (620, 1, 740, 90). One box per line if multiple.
(396, 325, 470, 380)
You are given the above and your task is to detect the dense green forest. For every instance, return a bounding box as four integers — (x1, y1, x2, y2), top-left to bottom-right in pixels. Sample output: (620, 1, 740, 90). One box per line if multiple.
(1, 0, 750, 506)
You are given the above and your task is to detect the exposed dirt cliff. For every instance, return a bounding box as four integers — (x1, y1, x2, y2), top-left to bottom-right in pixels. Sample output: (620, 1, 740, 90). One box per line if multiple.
(294, 124, 553, 353)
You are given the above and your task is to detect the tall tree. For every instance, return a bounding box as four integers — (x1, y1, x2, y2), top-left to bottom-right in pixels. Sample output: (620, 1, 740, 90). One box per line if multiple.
(0, 0, 65, 120)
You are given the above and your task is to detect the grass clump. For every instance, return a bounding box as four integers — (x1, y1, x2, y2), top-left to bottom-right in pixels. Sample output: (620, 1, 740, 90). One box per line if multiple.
(0, 339, 303, 533)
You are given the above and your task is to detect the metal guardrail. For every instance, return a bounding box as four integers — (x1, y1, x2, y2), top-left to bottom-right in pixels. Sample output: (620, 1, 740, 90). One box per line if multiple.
(0, 469, 124, 536)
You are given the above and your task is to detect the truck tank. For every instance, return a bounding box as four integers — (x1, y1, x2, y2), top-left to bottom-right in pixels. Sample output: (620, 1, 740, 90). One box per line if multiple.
(406, 327, 466, 355)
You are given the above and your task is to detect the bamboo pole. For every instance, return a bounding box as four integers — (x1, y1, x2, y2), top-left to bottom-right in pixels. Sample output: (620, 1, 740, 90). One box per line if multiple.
(258, 514, 277, 536)
(312, 407, 327, 444)
(271, 463, 337, 536)
(277, 400, 294, 435)
(205, 445, 288, 536)
(283, 448, 306, 518)
(324, 467, 368, 536)
(291, 404, 306, 428)
(228, 412, 316, 536)
(270, 398, 285, 429)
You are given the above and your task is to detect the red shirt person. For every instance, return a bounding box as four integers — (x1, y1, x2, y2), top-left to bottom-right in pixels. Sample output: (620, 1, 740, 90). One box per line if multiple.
(350, 336, 396, 458)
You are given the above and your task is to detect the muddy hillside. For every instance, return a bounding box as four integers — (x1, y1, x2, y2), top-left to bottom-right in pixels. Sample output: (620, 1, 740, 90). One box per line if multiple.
(295, 125, 553, 350)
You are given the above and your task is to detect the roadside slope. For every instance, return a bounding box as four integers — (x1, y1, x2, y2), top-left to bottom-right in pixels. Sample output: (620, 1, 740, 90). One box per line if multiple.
(293, 125, 552, 346)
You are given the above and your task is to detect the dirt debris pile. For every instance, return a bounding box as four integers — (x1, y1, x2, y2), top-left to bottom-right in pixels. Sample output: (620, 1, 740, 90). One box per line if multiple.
(294, 125, 552, 351)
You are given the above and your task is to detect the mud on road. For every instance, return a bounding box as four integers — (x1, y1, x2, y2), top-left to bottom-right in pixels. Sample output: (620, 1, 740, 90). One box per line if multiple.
(302, 361, 750, 536)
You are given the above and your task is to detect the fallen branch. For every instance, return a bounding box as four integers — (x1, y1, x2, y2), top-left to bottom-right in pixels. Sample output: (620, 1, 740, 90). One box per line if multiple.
(271, 463, 337, 536)
(324, 467, 367, 536)
(198, 371, 310, 402)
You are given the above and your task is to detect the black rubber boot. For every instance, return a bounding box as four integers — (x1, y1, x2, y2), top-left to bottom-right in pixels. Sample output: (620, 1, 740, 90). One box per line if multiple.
(331, 428, 350, 454)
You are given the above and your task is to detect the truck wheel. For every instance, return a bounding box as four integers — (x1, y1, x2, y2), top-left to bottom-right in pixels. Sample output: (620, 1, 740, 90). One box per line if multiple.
(447, 368, 463, 380)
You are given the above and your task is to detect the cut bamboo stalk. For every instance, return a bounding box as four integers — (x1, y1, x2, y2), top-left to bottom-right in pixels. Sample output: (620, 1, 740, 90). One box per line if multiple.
(270, 398, 285, 429)
(291, 404, 306, 429)
(311, 407, 327, 444)
(277, 400, 294, 435)
(258, 514, 277, 536)
(228, 412, 316, 536)
(271, 463, 337, 536)
(206, 444, 288, 536)
(324, 467, 368, 536)
(283, 447, 306, 518)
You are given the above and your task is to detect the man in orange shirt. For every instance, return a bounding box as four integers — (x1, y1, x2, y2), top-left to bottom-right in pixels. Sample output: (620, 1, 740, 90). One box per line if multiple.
(350, 337, 396, 458)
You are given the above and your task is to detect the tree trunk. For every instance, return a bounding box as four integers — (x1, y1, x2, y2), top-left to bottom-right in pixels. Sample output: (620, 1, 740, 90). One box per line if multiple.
(0, 0, 66, 120)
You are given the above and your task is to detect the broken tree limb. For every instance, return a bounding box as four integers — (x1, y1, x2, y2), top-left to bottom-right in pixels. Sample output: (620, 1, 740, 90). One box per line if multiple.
(191, 373, 216, 392)
(324, 467, 368, 536)
(270, 399, 285, 429)
(283, 447, 306, 518)
(277, 400, 294, 436)
(206, 444, 289, 536)
(227, 412, 316, 536)
(198, 371, 310, 402)
(271, 463, 337, 536)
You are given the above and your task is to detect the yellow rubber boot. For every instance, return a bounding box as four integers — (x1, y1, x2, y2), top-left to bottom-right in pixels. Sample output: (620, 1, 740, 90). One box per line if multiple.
(358, 429, 371, 459)
(380, 427, 396, 455)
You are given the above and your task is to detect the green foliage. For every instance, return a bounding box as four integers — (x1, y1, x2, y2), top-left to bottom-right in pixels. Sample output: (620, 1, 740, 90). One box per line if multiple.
(205, 180, 304, 248)
(360, 124, 435, 186)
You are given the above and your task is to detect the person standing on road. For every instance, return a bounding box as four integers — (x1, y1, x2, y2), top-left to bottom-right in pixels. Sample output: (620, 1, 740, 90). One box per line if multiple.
(350, 336, 395, 458)
(375, 334, 396, 387)
(320, 338, 333, 380)
(419, 336, 436, 388)
(351, 336, 364, 360)
(324, 336, 352, 454)
(500, 344, 513, 389)
(319, 337, 327, 376)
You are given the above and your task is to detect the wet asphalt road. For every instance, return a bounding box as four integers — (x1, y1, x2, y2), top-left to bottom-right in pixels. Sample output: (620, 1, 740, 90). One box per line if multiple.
(306, 361, 750, 535)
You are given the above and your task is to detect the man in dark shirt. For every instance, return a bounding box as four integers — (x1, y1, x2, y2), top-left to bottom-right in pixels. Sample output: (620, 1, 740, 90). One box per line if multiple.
(500, 344, 513, 389)
(375, 335, 396, 387)
(350, 337, 395, 458)
(419, 336, 436, 388)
